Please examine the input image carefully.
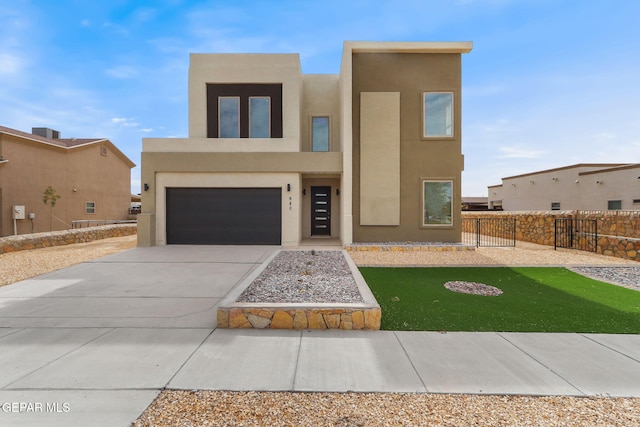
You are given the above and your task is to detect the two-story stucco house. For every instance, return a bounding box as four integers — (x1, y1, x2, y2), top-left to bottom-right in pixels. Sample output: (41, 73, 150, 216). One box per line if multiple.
(138, 41, 472, 246)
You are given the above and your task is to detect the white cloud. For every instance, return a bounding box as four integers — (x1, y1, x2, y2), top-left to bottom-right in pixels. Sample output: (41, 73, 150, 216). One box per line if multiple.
(111, 117, 139, 128)
(106, 65, 139, 79)
(0, 53, 25, 76)
(498, 146, 545, 159)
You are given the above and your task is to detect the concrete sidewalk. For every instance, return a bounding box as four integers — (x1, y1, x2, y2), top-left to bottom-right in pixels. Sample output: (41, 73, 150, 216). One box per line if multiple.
(0, 245, 639, 426)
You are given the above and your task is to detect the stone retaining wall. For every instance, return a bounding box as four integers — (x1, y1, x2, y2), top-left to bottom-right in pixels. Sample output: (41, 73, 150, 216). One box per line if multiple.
(462, 211, 640, 262)
(345, 244, 474, 252)
(0, 224, 137, 254)
(217, 306, 381, 330)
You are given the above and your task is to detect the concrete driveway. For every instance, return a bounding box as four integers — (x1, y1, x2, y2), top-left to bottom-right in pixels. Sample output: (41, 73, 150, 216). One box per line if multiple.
(1, 245, 639, 426)
(0, 245, 276, 426)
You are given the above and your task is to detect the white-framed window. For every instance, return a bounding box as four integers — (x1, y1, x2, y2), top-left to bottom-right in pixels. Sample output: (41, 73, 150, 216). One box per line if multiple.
(423, 92, 453, 137)
(218, 97, 240, 138)
(551, 202, 561, 210)
(422, 180, 453, 226)
(311, 116, 330, 152)
(85, 201, 96, 215)
(249, 96, 270, 138)
(608, 200, 622, 210)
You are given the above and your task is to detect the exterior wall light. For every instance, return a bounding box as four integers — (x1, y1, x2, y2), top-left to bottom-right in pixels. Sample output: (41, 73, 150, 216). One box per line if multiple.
(596, 180, 602, 184)
(144, 183, 150, 191)
(287, 184, 291, 192)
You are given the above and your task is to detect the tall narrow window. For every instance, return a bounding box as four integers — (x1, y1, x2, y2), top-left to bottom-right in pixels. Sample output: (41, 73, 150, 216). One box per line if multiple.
(424, 92, 453, 137)
(312, 116, 330, 151)
(423, 180, 453, 226)
(218, 97, 240, 138)
(249, 97, 270, 138)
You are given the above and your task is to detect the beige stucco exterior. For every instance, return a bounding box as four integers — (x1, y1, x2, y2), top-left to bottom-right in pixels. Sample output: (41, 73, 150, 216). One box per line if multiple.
(0, 127, 135, 237)
(139, 41, 472, 246)
(488, 163, 640, 211)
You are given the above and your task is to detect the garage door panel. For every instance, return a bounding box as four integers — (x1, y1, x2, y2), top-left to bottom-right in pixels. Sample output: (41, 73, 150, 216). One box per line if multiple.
(166, 188, 281, 245)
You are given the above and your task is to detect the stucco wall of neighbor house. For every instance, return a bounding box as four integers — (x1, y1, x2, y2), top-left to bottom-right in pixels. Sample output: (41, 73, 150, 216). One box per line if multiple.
(0, 134, 132, 237)
(351, 51, 464, 243)
(488, 164, 640, 211)
(301, 74, 340, 152)
(188, 53, 302, 151)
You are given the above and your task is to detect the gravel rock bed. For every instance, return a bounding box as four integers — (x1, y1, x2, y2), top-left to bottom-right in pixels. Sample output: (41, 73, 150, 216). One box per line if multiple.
(571, 266, 640, 290)
(237, 250, 364, 303)
(444, 281, 503, 296)
(349, 241, 467, 246)
(133, 391, 640, 427)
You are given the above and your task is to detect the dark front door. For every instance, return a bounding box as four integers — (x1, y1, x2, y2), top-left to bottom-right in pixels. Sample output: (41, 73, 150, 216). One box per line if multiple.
(166, 188, 281, 245)
(311, 186, 331, 236)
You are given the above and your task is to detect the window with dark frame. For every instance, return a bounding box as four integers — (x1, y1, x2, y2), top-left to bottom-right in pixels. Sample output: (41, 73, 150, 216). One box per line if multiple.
(608, 200, 622, 210)
(551, 202, 561, 210)
(207, 83, 282, 138)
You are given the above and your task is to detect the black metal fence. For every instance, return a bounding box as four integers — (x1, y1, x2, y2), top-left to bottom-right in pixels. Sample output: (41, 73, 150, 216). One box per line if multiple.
(462, 217, 517, 247)
(554, 218, 598, 252)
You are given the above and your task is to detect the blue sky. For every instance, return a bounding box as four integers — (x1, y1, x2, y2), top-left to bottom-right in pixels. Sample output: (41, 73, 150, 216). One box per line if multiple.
(2, 0, 639, 196)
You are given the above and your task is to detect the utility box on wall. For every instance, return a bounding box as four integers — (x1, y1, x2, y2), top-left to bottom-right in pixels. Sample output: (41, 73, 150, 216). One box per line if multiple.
(13, 205, 26, 220)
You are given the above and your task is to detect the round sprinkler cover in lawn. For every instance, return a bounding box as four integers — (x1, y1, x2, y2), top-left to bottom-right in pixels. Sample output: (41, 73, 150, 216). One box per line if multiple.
(444, 281, 503, 296)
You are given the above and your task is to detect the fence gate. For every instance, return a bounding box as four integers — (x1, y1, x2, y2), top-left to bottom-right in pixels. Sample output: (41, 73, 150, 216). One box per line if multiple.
(462, 218, 516, 247)
(554, 218, 597, 252)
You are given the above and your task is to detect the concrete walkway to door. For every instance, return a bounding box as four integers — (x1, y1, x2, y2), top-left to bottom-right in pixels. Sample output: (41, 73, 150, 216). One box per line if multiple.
(0, 245, 639, 426)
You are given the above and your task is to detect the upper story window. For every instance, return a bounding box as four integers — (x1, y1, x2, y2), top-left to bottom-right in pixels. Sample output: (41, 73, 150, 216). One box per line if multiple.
(312, 116, 330, 152)
(219, 97, 240, 138)
(207, 84, 282, 138)
(249, 97, 270, 138)
(423, 92, 453, 138)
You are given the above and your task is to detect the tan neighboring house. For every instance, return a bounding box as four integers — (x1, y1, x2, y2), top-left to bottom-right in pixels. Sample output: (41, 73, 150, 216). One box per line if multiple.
(0, 126, 135, 236)
(488, 163, 640, 211)
(139, 41, 473, 246)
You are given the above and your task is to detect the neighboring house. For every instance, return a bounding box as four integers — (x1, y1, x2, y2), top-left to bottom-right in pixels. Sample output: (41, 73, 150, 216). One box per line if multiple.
(0, 126, 135, 236)
(462, 197, 489, 211)
(488, 163, 640, 211)
(139, 41, 472, 246)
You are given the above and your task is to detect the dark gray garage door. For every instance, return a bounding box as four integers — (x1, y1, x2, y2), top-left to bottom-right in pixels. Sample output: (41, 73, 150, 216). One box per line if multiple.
(166, 188, 282, 245)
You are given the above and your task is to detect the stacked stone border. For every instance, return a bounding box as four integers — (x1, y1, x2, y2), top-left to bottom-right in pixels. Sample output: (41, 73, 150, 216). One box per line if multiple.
(217, 250, 381, 330)
(345, 243, 475, 252)
(462, 211, 640, 262)
(0, 224, 137, 254)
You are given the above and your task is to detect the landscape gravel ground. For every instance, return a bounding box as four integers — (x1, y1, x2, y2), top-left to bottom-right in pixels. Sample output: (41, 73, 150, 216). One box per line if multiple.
(1, 236, 639, 426)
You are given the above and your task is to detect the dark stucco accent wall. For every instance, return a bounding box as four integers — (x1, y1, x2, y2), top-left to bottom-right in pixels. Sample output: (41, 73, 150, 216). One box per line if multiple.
(206, 83, 283, 138)
(352, 52, 464, 242)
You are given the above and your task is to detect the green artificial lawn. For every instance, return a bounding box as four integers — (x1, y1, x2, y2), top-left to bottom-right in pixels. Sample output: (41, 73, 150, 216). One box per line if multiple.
(360, 267, 640, 333)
